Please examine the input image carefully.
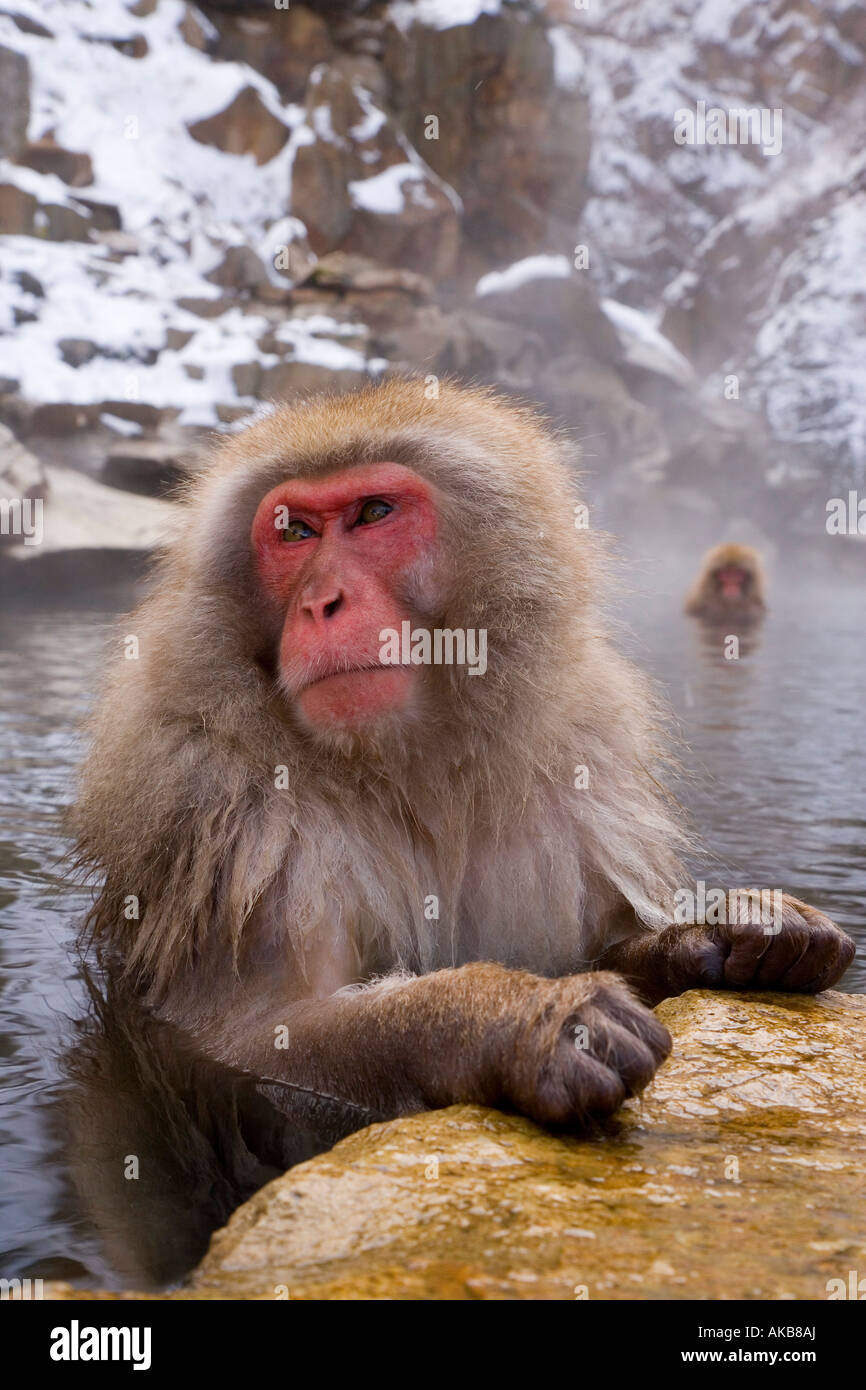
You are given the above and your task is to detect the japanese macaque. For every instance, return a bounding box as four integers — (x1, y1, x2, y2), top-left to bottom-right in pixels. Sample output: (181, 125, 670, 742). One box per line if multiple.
(74, 380, 853, 1133)
(684, 542, 767, 624)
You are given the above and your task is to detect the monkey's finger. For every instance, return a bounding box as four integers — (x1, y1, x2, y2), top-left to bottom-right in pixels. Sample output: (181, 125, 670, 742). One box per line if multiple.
(575, 1010, 667, 1093)
(531, 1049, 626, 1127)
(562, 1050, 629, 1122)
(753, 923, 811, 986)
(669, 928, 727, 990)
(780, 932, 855, 993)
(600, 1024, 666, 1093)
(720, 923, 773, 986)
(584, 991, 672, 1064)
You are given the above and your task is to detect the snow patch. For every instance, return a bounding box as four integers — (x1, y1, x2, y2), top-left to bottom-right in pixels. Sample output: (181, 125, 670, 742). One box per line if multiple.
(0, 0, 380, 423)
(601, 299, 695, 382)
(476, 255, 572, 297)
(388, 0, 502, 34)
(349, 162, 427, 215)
(548, 26, 585, 91)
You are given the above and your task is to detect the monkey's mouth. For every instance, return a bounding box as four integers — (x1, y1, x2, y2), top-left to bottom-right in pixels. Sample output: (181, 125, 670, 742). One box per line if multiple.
(301, 662, 393, 692)
(295, 664, 414, 727)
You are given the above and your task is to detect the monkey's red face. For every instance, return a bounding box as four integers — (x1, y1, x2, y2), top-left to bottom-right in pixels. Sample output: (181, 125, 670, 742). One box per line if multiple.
(251, 463, 439, 732)
(714, 564, 750, 599)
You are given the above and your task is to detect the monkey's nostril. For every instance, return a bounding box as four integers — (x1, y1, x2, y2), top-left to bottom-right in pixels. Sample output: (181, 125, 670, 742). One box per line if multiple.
(323, 595, 343, 619)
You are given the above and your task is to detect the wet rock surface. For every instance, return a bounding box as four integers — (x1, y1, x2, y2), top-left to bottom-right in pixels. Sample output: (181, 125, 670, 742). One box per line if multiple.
(40, 989, 866, 1301)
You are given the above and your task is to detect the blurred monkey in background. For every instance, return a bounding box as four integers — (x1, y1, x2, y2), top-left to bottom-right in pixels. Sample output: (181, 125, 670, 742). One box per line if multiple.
(684, 542, 767, 624)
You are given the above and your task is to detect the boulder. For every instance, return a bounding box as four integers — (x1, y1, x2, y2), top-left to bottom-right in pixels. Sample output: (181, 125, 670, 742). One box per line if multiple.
(4, 461, 175, 560)
(102, 439, 189, 498)
(105, 33, 149, 60)
(36, 989, 866, 1300)
(0, 181, 92, 241)
(382, 5, 591, 268)
(163, 328, 196, 353)
(290, 57, 460, 278)
(475, 257, 620, 359)
(14, 269, 44, 298)
(38, 200, 93, 242)
(298, 252, 432, 328)
(259, 359, 369, 401)
(302, 252, 432, 301)
(230, 362, 262, 397)
(0, 45, 30, 160)
(95, 401, 176, 432)
(178, 2, 218, 54)
(175, 295, 229, 319)
(205, 245, 271, 294)
(187, 86, 290, 166)
(0, 181, 36, 235)
(58, 338, 100, 369)
(600, 299, 695, 387)
(5, 12, 52, 39)
(215, 403, 254, 426)
(186, 989, 866, 1300)
(0, 425, 46, 548)
(73, 197, 122, 231)
(97, 229, 139, 256)
(265, 221, 318, 285)
(378, 305, 544, 389)
(22, 403, 98, 435)
(17, 137, 94, 187)
(206, 5, 333, 103)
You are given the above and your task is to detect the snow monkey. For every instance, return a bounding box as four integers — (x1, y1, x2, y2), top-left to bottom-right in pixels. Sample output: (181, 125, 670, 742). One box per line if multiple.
(685, 542, 767, 624)
(75, 381, 853, 1130)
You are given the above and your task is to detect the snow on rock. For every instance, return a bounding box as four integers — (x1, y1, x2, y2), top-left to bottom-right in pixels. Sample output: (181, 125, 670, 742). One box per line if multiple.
(100, 413, 143, 437)
(0, 231, 278, 425)
(387, 0, 503, 34)
(0, 0, 379, 427)
(1, 0, 861, 494)
(547, 25, 585, 91)
(2, 1, 299, 236)
(349, 163, 430, 216)
(7, 461, 177, 557)
(567, 0, 866, 484)
(273, 314, 382, 375)
(601, 299, 695, 384)
(476, 254, 572, 297)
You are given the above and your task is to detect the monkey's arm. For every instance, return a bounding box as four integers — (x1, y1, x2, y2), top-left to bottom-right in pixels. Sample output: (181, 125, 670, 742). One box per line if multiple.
(190, 962, 671, 1131)
(598, 895, 855, 1006)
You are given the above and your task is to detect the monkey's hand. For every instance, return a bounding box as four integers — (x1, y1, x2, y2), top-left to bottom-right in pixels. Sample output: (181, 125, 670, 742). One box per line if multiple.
(215, 963, 671, 1133)
(621, 893, 855, 1001)
(490, 971, 671, 1128)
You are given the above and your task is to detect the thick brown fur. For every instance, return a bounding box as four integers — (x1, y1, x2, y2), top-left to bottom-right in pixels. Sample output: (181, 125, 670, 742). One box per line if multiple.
(75, 378, 684, 1000)
(684, 542, 767, 622)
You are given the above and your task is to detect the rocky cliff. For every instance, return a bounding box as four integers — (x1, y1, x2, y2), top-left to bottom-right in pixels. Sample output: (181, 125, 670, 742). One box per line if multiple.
(2, 0, 863, 581)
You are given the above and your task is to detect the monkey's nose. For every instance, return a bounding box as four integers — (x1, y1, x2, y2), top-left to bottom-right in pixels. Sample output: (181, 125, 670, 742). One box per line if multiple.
(301, 589, 345, 623)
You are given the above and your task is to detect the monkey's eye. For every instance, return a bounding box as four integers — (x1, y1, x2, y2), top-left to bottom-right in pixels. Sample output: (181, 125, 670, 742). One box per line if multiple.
(355, 498, 393, 526)
(281, 518, 317, 543)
